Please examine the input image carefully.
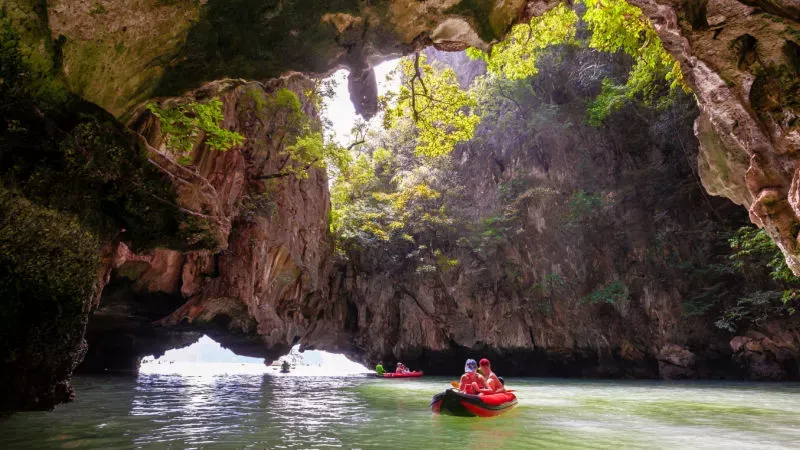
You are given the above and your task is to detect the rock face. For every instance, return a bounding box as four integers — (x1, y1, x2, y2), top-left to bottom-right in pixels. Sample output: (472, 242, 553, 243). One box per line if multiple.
(46, 0, 529, 117)
(324, 48, 756, 379)
(632, 0, 800, 275)
(36, 0, 800, 274)
(81, 48, 796, 382)
(80, 77, 335, 372)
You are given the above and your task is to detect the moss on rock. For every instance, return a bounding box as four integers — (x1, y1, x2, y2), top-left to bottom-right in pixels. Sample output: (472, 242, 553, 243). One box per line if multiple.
(0, 187, 99, 413)
(0, 14, 221, 413)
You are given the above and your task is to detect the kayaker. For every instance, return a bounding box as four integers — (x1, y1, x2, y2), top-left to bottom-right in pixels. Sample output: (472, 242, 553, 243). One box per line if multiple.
(376, 362, 385, 376)
(395, 362, 407, 374)
(477, 358, 505, 393)
(458, 359, 486, 394)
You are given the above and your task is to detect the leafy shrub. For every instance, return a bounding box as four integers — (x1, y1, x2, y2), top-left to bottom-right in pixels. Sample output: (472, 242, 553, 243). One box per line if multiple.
(147, 98, 245, 165)
(715, 291, 789, 332)
(728, 226, 798, 283)
(239, 190, 277, 220)
(710, 226, 800, 332)
(565, 189, 604, 226)
(581, 280, 627, 305)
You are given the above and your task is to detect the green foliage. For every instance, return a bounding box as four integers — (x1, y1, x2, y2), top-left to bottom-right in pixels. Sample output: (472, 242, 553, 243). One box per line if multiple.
(239, 189, 277, 220)
(587, 80, 629, 125)
(728, 226, 799, 284)
(274, 87, 303, 118)
(250, 85, 350, 181)
(678, 226, 800, 332)
(281, 130, 328, 179)
(467, 0, 689, 124)
(280, 128, 350, 180)
(709, 226, 800, 331)
(714, 291, 789, 332)
(147, 98, 245, 165)
(565, 189, 604, 226)
(328, 120, 460, 273)
(0, 187, 100, 353)
(582, 0, 689, 124)
(468, 3, 579, 80)
(384, 54, 481, 158)
(533, 273, 566, 293)
(581, 280, 627, 305)
(434, 248, 459, 272)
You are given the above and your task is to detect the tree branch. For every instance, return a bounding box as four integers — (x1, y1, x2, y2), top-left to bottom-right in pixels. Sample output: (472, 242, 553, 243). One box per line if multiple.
(254, 160, 318, 180)
(347, 139, 366, 150)
(408, 52, 429, 123)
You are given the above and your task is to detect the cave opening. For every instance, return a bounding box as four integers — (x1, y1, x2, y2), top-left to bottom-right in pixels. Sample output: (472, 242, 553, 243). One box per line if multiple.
(320, 58, 400, 145)
(139, 335, 369, 376)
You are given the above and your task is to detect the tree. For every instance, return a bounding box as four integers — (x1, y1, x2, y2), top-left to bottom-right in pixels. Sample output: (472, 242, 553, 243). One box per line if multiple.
(581, 0, 689, 124)
(466, 3, 579, 80)
(467, 0, 690, 125)
(383, 53, 481, 158)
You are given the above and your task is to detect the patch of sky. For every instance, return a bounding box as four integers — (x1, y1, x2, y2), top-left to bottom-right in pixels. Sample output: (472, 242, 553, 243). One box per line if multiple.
(324, 58, 400, 147)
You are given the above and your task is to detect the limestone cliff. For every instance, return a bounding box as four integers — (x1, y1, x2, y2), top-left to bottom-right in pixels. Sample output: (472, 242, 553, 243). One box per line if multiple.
(21, 0, 800, 276)
(79, 48, 799, 383)
(326, 48, 799, 379)
(45, 0, 527, 117)
(633, 0, 800, 289)
(80, 77, 335, 373)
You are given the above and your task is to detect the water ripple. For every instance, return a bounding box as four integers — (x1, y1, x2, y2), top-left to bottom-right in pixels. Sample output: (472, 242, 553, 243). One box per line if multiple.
(2, 375, 800, 449)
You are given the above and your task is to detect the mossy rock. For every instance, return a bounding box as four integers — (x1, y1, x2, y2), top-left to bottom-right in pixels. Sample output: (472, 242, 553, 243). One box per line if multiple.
(0, 187, 99, 412)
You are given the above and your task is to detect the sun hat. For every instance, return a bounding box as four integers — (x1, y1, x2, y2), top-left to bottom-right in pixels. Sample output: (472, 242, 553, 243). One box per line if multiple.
(464, 359, 478, 373)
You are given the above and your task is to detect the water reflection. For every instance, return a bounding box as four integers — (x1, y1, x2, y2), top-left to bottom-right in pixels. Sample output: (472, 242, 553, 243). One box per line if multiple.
(131, 373, 265, 447)
(2, 376, 800, 449)
(268, 376, 369, 448)
(126, 373, 372, 449)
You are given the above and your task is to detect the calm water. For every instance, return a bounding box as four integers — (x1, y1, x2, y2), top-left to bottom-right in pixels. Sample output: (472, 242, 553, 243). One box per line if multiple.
(2, 371, 800, 449)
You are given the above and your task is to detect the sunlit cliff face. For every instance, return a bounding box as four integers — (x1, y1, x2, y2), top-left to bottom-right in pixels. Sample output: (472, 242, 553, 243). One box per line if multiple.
(44, 0, 800, 275)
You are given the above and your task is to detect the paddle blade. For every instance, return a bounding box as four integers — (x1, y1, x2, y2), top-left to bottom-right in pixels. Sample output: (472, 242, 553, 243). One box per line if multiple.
(450, 381, 459, 388)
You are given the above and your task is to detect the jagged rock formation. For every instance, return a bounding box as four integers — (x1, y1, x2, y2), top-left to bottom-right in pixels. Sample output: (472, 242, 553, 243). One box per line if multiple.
(327, 48, 785, 379)
(37, 0, 800, 275)
(80, 77, 335, 373)
(634, 0, 800, 275)
(46, 0, 526, 117)
(80, 48, 799, 383)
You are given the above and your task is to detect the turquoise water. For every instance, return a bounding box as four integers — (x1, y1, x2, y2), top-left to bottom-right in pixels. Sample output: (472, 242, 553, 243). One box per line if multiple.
(2, 373, 800, 449)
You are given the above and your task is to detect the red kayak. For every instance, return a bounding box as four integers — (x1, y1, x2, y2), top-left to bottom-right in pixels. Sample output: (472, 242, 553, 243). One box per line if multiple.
(378, 371, 423, 378)
(431, 389, 517, 417)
